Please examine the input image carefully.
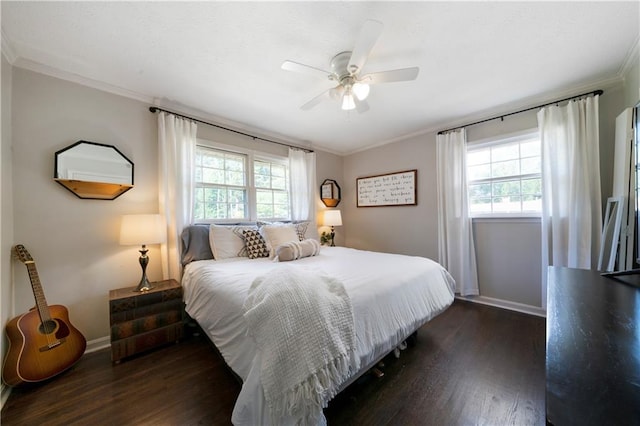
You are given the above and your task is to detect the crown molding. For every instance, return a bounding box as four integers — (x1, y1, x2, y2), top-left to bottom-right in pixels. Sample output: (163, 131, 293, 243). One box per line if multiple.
(343, 74, 625, 156)
(13, 57, 155, 104)
(9, 57, 315, 153)
(618, 36, 640, 79)
(1, 29, 17, 64)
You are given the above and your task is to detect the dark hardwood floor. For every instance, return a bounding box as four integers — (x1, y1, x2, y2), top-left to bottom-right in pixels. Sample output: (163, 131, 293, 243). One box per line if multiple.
(1, 300, 546, 425)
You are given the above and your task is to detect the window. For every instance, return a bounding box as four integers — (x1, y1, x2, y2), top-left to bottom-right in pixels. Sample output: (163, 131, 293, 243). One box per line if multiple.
(467, 132, 541, 216)
(194, 145, 290, 222)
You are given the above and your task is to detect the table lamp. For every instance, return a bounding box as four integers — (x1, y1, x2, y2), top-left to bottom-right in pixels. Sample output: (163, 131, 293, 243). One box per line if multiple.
(120, 214, 166, 291)
(323, 210, 342, 247)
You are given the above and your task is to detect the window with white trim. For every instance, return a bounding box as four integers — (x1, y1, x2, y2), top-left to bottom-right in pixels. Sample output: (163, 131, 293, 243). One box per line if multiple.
(194, 145, 290, 222)
(467, 131, 542, 216)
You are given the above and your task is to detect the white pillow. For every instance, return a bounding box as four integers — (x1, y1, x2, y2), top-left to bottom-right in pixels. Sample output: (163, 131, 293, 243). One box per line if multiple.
(261, 225, 299, 258)
(209, 225, 255, 260)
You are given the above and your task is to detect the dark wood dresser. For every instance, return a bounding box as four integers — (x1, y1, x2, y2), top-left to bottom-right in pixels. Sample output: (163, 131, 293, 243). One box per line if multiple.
(546, 267, 640, 425)
(109, 279, 184, 362)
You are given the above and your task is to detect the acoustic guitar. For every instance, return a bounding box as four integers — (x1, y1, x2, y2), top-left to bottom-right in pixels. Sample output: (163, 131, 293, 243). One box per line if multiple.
(2, 244, 86, 386)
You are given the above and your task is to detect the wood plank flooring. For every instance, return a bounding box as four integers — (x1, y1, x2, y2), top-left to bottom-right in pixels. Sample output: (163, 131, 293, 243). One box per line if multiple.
(1, 300, 546, 425)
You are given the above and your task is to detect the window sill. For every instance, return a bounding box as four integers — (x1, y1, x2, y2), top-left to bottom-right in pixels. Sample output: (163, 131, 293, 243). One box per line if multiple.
(471, 216, 541, 224)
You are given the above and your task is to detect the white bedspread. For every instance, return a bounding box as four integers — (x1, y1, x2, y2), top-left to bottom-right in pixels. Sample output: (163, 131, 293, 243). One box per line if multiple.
(244, 267, 359, 425)
(182, 247, 456, 425)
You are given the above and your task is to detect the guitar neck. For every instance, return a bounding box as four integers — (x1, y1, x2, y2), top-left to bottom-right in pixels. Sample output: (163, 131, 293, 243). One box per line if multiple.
(25, 262, 52, 323)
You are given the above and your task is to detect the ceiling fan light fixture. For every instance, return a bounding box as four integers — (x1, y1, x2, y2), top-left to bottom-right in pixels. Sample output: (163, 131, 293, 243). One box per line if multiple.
(352, 82, 370, 101)
(342, 93, 356, 111)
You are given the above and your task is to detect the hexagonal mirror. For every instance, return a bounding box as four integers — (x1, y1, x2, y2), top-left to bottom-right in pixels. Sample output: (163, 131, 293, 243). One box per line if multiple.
(54, 140, 134, 200)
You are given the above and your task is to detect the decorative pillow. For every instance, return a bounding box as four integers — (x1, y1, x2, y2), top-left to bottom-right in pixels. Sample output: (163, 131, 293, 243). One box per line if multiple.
(259, 220, 320, 242)
(292, 220, 320, 242)
(181, 224, 214, 265)
(261, 224, 300, 258)
(243, 229, 269, 259)
(276, 239, 321, 261)
(209, 224, 256, 260)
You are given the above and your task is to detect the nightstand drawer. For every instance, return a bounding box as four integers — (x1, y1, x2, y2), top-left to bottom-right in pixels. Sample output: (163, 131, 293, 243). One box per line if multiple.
(111, 323, 184, 361)
(109, 279, 184, 362)
(111, 310, 183, 340)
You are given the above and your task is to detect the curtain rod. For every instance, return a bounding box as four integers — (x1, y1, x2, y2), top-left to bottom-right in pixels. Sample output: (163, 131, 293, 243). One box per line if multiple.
(437, 89, 604, 135)
(148, 106, 314, 153)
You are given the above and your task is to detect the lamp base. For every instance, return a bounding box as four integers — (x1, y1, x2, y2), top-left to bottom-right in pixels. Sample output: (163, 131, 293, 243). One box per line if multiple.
(135, 276, 155, 292)
(134, 245, 154, 292)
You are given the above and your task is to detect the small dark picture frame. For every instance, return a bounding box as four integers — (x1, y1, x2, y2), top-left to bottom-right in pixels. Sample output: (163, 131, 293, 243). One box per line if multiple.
(320, 179, 341, 207)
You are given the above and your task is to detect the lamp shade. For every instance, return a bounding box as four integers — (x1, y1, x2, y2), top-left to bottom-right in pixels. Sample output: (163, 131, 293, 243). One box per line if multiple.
(323, 210, 342, 227)
(119, 214, 166, 246)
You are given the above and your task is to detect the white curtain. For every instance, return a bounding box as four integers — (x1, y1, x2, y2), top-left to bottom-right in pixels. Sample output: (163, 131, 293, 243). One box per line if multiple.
(289, 148, 317, 222)
(436, 129, 479, 296)
(158, 112, 197, 281)
(538, 96, 602, 302)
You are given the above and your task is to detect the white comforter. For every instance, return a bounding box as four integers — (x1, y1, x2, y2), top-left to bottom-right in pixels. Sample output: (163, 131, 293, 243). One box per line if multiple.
(182, 247, 456, 425)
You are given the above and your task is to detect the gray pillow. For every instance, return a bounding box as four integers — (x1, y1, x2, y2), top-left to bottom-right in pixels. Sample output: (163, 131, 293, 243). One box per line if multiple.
(181, 224, 213, 265)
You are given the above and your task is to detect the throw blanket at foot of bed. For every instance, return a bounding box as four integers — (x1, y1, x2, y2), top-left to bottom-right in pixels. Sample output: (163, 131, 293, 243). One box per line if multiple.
(243, 265, 360, 425)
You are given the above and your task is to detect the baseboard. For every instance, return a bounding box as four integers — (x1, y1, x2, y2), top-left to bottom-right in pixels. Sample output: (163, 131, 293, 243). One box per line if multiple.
(0, 337, 110, 409)
(85, 336, 111, 354)
(1, 383, 11, 410)
(456, 295, 546, 317)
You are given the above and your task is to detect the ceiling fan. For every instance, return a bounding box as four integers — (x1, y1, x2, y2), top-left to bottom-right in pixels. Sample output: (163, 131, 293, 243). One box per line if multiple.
(281, 20, 420, 113)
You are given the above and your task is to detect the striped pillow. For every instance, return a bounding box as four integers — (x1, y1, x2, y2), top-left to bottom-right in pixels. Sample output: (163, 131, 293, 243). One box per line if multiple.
(275, 239, 321, 262)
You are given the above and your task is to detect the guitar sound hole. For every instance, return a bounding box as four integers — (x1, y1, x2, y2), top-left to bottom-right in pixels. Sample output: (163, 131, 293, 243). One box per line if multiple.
(40, 319, 57, 334)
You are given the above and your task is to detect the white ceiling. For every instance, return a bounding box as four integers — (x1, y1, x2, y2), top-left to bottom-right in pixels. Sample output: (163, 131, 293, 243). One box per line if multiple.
(2, 2, 638, 155)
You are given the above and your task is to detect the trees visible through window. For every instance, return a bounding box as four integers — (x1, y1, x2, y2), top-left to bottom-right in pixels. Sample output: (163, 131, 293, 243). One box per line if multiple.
(467, 132, 541, 216)
(194, 146, 290, 221)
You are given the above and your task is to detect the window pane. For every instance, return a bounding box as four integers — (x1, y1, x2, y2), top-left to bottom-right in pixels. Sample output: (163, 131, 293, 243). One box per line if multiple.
(194, 146, 290, 221)
(468, 149, 490, 166)
(226, 171, 245, 186)
(226, 157, 244, 172)
(272, 177, 286, 190)
(468, 164, 491, 181)
(523, 194, 542, 212)
(272, 164, 286, 177)
(521, 178, 542, 195)
(256, 189, 272, 204)
(493, 196, 521, 212)
(466, 134, 541, 216)
(273, 191, 289, 205)
(493, 180, 520, 197)
(492, 144, 519, 161)
(520, 140, 540, 157)
(521, 157, 541, 175)
(469, 183, 491, 199)
(257, 204, 273, 218)
(492, 159, 519, 178)
(273, 204, 289, 218)
(469, 198, 492, 214)
(202, 168, 224, 184)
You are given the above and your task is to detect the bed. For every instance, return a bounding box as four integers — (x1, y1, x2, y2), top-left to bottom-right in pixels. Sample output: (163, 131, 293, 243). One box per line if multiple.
(180, 223, 455, 425)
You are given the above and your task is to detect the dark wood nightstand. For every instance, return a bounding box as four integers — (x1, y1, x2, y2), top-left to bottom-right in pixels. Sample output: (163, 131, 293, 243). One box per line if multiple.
(109, 279, 184, 363)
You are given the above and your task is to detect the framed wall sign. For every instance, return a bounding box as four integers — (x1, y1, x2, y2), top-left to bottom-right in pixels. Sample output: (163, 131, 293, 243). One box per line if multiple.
(357, 169, 417, 207)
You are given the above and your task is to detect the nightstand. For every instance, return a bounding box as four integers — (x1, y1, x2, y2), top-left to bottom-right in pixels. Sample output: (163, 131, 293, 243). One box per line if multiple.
(109, 279, 184, 363)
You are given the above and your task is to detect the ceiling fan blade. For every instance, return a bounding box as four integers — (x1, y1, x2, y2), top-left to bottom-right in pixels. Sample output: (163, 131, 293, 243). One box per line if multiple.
(354, 97, 370, 114)
(362, 67, 420, 84)
(347, 20, 384, 74)
(282, 60, 333, 80)
(301, 89, 332, 111)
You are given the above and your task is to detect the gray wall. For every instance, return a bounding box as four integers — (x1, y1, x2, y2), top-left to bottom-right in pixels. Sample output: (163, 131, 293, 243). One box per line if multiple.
(343, 81, 631, 311)
(4, 66, 338, 346)
(1, 53, 14, 399)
